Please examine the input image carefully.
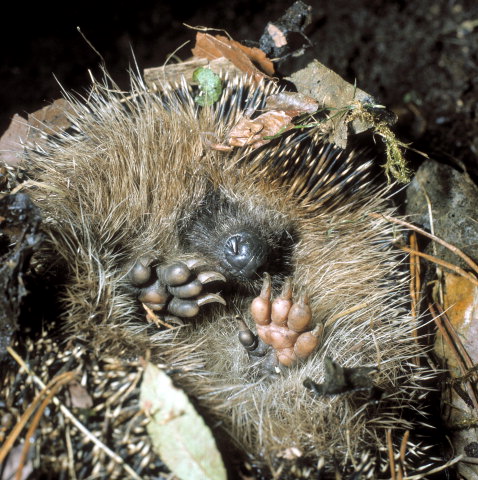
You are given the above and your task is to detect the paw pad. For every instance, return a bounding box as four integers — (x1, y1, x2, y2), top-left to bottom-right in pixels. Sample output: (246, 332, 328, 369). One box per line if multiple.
(249, 273, 322, 367)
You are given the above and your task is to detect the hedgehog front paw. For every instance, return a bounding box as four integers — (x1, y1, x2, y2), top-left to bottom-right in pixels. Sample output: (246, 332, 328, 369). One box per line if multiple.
(245, 273, 323, 367)
(129, 256, 226, 321)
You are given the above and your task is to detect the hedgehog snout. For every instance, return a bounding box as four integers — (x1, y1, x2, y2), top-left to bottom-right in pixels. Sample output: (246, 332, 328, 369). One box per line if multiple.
(223, 231, 268, 279)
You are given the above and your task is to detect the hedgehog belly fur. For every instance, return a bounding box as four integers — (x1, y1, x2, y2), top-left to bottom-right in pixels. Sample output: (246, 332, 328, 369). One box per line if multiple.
(25, 73, 422, 474)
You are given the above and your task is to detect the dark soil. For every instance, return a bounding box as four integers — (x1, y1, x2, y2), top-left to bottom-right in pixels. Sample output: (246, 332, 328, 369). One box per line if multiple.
(1, 0, 477, 177)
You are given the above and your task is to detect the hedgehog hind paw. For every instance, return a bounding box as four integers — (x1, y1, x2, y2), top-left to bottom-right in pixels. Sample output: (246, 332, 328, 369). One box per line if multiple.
(250, 274, 321, 367)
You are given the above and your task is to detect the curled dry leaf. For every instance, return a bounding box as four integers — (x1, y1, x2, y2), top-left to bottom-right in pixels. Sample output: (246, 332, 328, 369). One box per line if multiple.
(191, 32, 274, 79)
(227, 110, 293, 149)
(140, 362, 227, 480)
(27, 98, 76, 142)
(437, 272, 478, 367)
(218, 91, 318, 151)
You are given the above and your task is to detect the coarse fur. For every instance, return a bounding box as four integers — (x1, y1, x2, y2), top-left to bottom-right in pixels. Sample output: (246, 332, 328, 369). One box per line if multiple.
(23, 72, 425, 476)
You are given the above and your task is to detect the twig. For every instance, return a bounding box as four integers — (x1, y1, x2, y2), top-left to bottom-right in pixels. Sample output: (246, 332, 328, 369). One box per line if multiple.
(409, 233, 420, 355)
(370, 213, 478, 276)
(0, 370, 74, 465)
(399, 246, 478, 288)
(386, 429, 396, 480)
(398, 430, 410, 480)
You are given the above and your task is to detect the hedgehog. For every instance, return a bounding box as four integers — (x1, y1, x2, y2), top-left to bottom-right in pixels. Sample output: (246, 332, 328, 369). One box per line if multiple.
(12, 70, 430, 478)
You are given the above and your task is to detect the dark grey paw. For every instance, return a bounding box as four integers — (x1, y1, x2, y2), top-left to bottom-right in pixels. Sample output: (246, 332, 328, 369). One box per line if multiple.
(130, 257, 226, 321)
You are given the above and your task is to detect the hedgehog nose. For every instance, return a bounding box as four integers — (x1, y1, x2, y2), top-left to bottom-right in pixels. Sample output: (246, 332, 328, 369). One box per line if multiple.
(223, 232, 267, 279)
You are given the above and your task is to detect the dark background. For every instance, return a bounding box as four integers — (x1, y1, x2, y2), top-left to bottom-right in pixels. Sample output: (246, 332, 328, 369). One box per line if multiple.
(1, 0, 478, 174)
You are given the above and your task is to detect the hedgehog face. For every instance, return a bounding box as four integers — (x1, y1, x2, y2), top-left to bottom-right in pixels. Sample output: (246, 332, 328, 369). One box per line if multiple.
(177, 190, 297, 285)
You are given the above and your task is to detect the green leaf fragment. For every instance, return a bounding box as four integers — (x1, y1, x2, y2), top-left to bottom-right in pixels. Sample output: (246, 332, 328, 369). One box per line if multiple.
(140, 362, 227, 480)
(193, 67, 223, 106)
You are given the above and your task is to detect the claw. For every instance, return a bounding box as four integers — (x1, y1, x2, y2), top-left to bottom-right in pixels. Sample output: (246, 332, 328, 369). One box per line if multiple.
(183, 258, 209, 270)
(142, 302, 165, 312)
(197, 271, 227, 284)
(163, 315, 185, 326)
(196, 293, 226, 306)
(271, 278, 293, 326)
(287, 294, 312, 333)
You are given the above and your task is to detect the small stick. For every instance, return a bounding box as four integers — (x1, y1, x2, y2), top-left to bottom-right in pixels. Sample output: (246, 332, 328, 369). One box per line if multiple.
(386, 429, 397, 480)
(399, 246, 478, 287)
(370, 213, 478, 275)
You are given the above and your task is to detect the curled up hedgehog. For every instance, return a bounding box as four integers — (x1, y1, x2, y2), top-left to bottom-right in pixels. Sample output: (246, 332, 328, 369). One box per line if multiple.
(8, 69, 432, 478)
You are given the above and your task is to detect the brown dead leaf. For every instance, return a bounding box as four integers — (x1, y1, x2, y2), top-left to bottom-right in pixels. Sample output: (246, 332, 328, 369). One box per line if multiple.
(27, 98, 75, 139)
(433, 284, 478, 479)
(191, 33, 274, 80)
(288, 60, 378, 148)
(214, 91, 317, 151)
(439, 272, 478, 365)
(0, 114, 29, 166)
(0, 100, 76, 167)
(227, 110, 292, 149)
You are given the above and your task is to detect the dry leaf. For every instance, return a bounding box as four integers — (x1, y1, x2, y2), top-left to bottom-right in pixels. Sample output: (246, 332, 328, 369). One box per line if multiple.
(434, 273, 478, 479)
(227, 110, 292, 149)
(436, 272, 478, 368)
(191, 33, 274, 79)
(288, 60, 379, 148)
(0, 114, 29, 166)
(219, 91, 317, 151)
(140, 362, 227, 480)
(27, 98, 75, 138)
